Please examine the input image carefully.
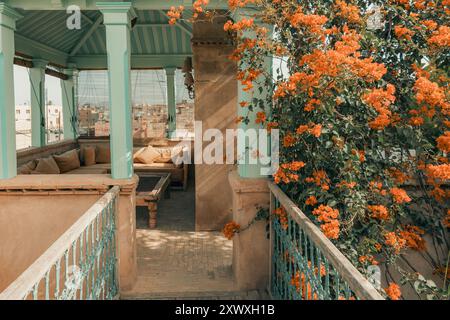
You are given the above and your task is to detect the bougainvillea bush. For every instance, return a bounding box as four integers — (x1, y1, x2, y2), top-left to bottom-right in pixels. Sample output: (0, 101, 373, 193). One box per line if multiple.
(172, 0, 450, 299)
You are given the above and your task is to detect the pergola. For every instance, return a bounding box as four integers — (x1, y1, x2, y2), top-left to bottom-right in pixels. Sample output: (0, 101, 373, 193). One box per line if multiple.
(0, 0, 272, 182)
(0, 1, 199, 180)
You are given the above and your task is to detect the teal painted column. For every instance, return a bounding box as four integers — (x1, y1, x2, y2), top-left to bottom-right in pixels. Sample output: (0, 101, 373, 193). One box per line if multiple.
(60, 67, 77, 140)
(30, 59, 47, 147)
(0, 4, 22, 179)
(165, 67, 176, 139)
(236, 15, 273, 178)
(97, 2, 136, 179)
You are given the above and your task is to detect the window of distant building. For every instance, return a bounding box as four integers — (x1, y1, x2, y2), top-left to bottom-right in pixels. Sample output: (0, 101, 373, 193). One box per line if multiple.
(13, 65, 32, 150)
(45, 74, 63, 144)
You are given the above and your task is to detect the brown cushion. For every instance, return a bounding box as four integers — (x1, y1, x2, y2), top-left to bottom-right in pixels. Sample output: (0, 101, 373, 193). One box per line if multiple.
(96, 145, 111, 164)
(53, 149, 81, 173)
(83, 146, 96, 166)
(31, 157, 61, 174)
(134, 146, 160, 164)
(148, 138, 169, 147)
(18, 160, 37, 175)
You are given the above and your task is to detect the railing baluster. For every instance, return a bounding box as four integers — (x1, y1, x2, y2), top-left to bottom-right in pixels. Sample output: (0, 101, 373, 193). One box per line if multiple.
(268, 183, 384, 300)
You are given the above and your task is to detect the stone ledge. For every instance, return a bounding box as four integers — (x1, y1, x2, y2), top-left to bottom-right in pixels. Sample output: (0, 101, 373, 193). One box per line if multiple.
(228, 169, 269, 194)
(0, 174, 139, 195)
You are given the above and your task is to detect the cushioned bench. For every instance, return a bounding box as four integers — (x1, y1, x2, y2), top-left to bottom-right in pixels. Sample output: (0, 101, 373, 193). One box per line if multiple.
(17, 141, 189, 190)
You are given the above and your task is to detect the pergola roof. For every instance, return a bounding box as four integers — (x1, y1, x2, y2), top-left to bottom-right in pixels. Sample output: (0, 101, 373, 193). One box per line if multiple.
(14, 8, 193, 69)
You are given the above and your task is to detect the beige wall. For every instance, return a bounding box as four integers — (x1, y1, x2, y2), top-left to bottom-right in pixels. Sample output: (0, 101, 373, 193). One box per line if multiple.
(0, 174, 138, 294)
(193, 16, 237, 231)
(0, 194, 98, 291)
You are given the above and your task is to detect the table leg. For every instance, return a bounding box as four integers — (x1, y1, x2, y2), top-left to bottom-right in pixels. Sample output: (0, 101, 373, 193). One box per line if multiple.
(148, 202, 157, 229)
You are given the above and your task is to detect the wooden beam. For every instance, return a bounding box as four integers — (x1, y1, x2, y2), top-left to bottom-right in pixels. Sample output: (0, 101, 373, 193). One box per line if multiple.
(13, 57, 69, 80)
(69, 15, 103, 56)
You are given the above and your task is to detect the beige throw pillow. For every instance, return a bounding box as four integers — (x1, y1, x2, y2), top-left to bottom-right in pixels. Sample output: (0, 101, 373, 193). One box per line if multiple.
(31, 157, 61, 174)
(96, 145, 111, 164)
(83, 146, 96, 166)
(134, 146, 160, 164)
(53, 150, 81, 173)
(18, 160, 37, 175)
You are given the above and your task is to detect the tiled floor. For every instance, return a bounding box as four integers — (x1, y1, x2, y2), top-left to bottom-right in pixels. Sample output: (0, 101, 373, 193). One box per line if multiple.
(122, 177, 244, 299)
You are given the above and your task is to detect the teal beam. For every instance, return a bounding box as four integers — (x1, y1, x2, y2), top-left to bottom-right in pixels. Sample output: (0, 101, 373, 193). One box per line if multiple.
(0, 4, 22, 179)
(97, 2, 135, 179)
(60, 67, 77, 140)
(30, 59, 47, 147)
(5, 0, 228, 10)
(165, 67, 177, 138)
(15, 33, 69, 67)
(237, 15, 273, 179)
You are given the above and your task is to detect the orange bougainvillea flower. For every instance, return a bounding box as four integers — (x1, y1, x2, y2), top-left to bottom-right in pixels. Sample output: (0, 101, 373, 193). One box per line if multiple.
(273, 207, 288, 230)
(368, 205, 390, 221)
(436, 131, 450, 153)
(428, 25, 450, 47)
(385, 282, 402, 300)
(283, 132, 296, 147)
(305, 195, 318, 206)
(390, 188, 412, 204)
(313, 205, 340, 239)
(363, 85, 396, 130)
(394, 25, 415, 41)
(304, 98, 321, 112)
(384, 231, 406, 254)
(443, 210, 450, 228)
(255, 111, 266, 124)
(424, 164, 450, 181)
(335, 0, 361, 24)
(222, 221, 240, 240)
(309, 124, 322, 138)
(399, 225, 426, 251)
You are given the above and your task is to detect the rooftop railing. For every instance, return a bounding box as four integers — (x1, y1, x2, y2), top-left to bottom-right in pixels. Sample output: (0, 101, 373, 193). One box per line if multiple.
(268, 181, 384, 300)
(0, 186, 120, 300)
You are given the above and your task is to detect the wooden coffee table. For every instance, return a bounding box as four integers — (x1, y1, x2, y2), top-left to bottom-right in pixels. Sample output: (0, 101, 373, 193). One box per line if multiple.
(135, 173, 171, 229)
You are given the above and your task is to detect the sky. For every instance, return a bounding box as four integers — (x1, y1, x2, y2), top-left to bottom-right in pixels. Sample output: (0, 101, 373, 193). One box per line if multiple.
(14, 65, 192, 107)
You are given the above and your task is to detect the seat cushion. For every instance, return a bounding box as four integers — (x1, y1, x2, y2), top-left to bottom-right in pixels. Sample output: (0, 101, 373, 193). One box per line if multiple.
(65, 167, 108, 174)
(134, 146, 160, 164)
(96, 145, 111, 164)
(53, 149, 81, 173)
(18, 160, 37, 175)
(31, 157, 61, 174)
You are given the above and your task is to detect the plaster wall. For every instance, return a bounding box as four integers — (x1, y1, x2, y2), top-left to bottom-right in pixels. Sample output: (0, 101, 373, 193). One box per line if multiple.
(192, 16, 237, 231)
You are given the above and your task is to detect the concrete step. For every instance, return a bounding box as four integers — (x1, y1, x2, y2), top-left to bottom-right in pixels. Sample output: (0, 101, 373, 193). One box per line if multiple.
(121, 289, 271, 300)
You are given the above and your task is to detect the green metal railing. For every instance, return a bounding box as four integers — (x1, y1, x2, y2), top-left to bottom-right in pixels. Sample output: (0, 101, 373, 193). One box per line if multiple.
(268, 182, 384, 300)
(0, 186, 120, 300)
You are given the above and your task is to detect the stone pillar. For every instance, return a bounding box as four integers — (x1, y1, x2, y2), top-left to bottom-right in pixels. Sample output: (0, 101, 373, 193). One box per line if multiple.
(30, 59, 48, 148)
(60, 67, 77, 140)
(192, 15, 237, 230)
(165, 67, 177, 139)
(97, 2, 135, 179)
(0, 4, 22, 179)
(229, 169, 270, 291)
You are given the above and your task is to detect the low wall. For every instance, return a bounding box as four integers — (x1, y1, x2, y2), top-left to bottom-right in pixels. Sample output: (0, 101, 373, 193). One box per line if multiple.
(0, 174, 138, 293)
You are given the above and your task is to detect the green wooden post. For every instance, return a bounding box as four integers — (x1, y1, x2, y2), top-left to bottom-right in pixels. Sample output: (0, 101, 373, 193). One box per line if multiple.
(60, 67, 77, 140)
(165, 67, 177, 139)
(236, 14, 273, 178)
(30, 59, 47, 147)
(0, 4, 22, 179)
(97, 2, 135, 179)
